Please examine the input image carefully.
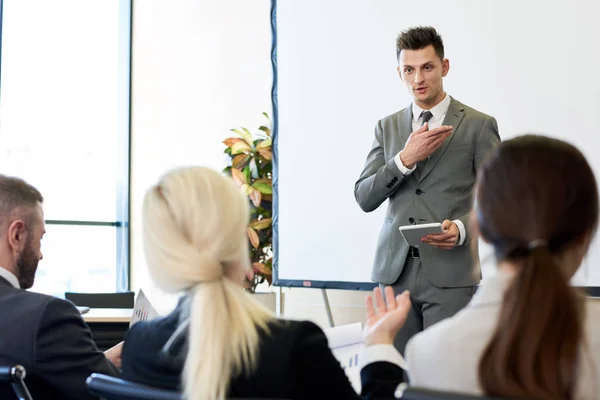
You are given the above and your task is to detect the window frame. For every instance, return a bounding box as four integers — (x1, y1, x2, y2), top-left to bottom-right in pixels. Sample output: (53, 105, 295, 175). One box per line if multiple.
(0, 0, 133, 292)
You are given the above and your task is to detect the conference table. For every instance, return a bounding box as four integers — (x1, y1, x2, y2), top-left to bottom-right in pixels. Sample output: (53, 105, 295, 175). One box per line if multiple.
(83, 308, 133, 323)
(83, 308, 133, 351)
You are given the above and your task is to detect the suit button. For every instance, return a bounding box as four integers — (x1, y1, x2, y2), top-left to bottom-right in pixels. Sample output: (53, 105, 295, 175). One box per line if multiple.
(408, 217, 415, 224)
(416, 189, 423, 195)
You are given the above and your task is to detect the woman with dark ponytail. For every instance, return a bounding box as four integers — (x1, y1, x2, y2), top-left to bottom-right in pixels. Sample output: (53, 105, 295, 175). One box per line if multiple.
(405, 135, 600, 399)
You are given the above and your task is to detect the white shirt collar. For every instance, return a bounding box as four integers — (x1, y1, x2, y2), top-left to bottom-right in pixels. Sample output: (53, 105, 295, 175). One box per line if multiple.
(0, 266, 20, 289)
(412, 93, 451, 123)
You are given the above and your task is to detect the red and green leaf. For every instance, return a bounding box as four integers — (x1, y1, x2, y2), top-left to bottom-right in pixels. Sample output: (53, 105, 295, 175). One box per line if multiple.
(258, 125, 271, 137)
(249, 217, 272, 230)
(258, 149, 272, 160)
(231, 128, 254, 147)
(231, 140, 252, 155)
(247, 227, 260, 249)
(253, 182, 272, 194)
(254, 178, 272, 185)
(256, 138, 272, 149)
(231, 168, 247, 186)
(249, 189, 262, 207)
(223, 137, 243, 148)
(232, 153, 251, 169)
(252, 262, 272, 275)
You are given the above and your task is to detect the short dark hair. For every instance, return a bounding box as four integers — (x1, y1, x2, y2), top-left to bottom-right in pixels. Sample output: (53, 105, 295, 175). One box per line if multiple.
(0, 174, 44, 228)
(396, 26, 444, 61)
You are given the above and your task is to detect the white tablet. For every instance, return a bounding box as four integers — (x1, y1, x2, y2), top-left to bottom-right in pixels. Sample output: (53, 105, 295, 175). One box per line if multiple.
(398, 222, 444, 246)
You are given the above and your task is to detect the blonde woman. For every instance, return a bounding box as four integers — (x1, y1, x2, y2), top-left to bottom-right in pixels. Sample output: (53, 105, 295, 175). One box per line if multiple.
(120, 166, 410, 399)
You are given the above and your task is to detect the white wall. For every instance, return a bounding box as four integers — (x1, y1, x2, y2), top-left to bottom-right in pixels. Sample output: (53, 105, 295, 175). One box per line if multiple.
(130, 0, 368, 325)
(130, 0, 273, 312)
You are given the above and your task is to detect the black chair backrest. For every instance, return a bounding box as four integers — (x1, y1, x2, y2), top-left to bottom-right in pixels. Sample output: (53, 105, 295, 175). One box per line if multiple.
(86, 373, 181, 400)
(398, 386, 515, 400)
(582, 286, 600, 297)
(0, 365, 33, 400)
(65, 292, 135, 309)
(86, 373, 293, 400)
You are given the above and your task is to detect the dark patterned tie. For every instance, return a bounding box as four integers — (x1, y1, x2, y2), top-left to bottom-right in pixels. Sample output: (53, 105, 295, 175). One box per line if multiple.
(415, 111, 433, 178)
(421, 110, 433, 126)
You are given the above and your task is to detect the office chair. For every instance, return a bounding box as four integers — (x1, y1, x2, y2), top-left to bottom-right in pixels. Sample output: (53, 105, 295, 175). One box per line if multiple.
(65, 291, 135, 309)
(397, 385, 514, 399)
(87, 373, 293, 400)
(87, 374, 181, 400)
(0, 365, 33, 400)
(583, 286, 600, 297)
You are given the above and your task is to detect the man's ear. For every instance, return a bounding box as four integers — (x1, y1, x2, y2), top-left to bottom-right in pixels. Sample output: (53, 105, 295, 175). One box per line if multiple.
(8, 220, 27, 250)
(397, 65, 405, 82)
(442, 58, 450, 77)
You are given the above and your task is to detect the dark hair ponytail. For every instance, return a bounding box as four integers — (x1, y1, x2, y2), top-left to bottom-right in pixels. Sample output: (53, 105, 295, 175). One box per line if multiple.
(478, 244, 583, 399)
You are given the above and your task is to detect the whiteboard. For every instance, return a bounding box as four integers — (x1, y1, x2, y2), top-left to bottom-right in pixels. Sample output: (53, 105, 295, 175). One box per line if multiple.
(273, 0, 600, 289)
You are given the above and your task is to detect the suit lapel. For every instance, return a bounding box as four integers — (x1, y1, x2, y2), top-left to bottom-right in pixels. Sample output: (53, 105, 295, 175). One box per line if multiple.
(0, 275, 13, 288)
(389, 105, 415, 170)
(418, 98, 465, 183)
(396, 106, 413, 153)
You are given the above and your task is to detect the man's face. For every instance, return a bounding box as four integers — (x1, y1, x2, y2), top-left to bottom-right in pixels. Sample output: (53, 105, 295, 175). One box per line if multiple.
(397, 44, 449, 109)
(17, 204, 45, 289)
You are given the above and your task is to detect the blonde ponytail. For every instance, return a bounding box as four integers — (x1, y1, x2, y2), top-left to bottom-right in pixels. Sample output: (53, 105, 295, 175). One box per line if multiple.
(142, 167, 275, 400)
(182, 279, 273, 399)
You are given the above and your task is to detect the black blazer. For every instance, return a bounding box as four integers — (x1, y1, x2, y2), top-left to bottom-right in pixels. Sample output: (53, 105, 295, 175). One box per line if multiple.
(121, 300, 404, 399)
(0, 277, 119, 400)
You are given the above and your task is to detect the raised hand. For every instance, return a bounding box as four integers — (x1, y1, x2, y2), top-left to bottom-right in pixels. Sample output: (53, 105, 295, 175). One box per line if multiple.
(363, 287, 411, 346)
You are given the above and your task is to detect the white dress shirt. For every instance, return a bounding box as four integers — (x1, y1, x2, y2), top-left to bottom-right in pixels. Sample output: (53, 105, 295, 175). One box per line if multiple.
(0, 265, 20, 288)
(394, 94, 466, 245)
(360, 344, 408, 370)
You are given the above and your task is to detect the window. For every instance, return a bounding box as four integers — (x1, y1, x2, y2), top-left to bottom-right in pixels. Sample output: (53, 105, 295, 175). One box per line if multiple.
(0, 0, 132, 297)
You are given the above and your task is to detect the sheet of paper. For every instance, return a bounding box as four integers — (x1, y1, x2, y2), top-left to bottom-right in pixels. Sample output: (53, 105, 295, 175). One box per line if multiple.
(130, 289, 159, 327)
(324, 322, 363, 393)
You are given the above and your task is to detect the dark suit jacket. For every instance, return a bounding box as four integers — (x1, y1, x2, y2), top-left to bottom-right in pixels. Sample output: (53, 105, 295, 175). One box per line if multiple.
(355, 97, 501, 287)
(0, 277, 119, 400)
(121, 302, 404, 399)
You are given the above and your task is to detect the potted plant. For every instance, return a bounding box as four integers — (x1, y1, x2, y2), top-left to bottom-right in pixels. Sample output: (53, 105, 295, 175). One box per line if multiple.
(223, 113, 274, 296)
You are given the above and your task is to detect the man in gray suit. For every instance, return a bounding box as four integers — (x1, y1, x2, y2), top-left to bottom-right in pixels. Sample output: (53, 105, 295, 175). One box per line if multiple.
(355, 26, 500, 353)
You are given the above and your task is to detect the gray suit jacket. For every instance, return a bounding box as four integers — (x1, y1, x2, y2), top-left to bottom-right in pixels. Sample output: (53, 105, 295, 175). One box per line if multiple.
(355, 97, 500, 287)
